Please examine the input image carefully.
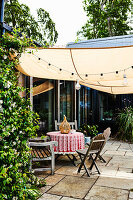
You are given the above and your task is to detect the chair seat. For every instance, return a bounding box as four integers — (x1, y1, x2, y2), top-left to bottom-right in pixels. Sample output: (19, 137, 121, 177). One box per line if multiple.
(77, 149, 100, 156)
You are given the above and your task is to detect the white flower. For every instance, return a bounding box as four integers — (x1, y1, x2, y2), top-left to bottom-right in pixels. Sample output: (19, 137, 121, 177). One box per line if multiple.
(5, 81, 12, 88)
(13, 141, 16, 145)
(3, 55, 7, 60)
(19, 131, 22, 134)
(0, 100, 3, 104)
(12, 102, 16, 108)
(11, 127, 16, 132)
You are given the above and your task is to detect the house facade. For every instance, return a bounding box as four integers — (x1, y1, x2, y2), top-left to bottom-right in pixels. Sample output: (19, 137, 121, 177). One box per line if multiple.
(1, 1, 133, 134)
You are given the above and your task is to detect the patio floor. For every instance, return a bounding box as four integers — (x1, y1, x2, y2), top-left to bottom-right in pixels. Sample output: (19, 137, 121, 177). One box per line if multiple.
(37, 139, 133, 200)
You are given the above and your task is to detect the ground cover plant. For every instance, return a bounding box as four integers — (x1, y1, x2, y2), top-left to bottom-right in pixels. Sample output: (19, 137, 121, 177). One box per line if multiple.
(117, 106, 133, 142)
(0, 32, 43, 199)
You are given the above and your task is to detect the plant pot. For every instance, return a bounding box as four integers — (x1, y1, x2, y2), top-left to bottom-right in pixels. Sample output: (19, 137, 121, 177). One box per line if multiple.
(85, 136, 91, 144)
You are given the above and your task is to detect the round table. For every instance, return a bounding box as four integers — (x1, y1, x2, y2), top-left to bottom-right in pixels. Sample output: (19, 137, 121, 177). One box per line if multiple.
(47, 131, 85, 154)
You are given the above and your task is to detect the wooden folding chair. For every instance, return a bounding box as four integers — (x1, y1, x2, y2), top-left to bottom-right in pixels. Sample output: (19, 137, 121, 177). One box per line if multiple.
(76, 134, 105, 177)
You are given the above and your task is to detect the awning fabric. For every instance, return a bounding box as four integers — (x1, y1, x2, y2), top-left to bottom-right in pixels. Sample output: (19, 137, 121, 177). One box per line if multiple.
(18, 46, 133, 94)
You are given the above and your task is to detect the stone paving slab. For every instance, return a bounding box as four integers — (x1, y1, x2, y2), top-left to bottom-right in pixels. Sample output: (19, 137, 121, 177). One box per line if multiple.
(85, 185, 129, 200)
(104, 150, 125, 156)
(83, 166, 118, 178)
(55, 165, 84, 177)
(107, 156, 133, 168)
(125, 152, 133, 156)
(119, 167, 133, 173)
(47, 176, 96, 199)
(45, 174, 65, 186)
(39, 193, 61, 200)
(116, 170, 133, 179)
(61, 197, 80, 200)
(95, 177, 133, 190)
(39, 185, 52, 194)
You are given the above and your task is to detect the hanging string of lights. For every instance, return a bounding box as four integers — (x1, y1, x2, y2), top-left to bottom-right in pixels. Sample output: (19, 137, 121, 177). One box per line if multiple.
(28, 50, 133, 80)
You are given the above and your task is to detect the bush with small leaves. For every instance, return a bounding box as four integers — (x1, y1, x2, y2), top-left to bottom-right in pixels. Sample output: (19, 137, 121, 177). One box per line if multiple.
(0, 32, 41, 199)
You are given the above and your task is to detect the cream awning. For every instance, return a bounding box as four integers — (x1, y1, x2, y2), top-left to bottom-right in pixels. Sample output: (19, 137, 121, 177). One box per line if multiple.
(18, 46, 133, 94)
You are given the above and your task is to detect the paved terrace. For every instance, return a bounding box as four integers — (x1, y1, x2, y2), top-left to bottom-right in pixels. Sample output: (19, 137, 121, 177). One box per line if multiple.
(37, 140, 133, 200)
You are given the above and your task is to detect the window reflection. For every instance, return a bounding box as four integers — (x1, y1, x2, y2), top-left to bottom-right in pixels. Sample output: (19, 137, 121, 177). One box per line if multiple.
(33, 78, 55, 133)
(60, 81, 74, 121)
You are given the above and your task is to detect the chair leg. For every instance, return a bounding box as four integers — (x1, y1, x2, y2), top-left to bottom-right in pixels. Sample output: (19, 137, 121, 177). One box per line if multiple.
(67, 154, 76, 166)
(78, 154, 90, 177)
(98, 154, 106, 163)
(89, 154, 100, 174)
(78, 154, 84, 173)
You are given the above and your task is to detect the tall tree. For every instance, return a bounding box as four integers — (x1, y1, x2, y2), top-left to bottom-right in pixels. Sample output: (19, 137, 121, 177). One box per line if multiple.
(4, 0, 58, 46)
(77, 0, 133, 39)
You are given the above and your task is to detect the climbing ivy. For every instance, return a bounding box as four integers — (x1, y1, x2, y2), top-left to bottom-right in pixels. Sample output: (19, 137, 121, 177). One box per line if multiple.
(0, 32, 41, 199)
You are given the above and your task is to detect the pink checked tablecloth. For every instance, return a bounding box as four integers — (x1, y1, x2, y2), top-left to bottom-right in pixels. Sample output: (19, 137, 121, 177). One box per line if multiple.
(47, 131, 85, 153)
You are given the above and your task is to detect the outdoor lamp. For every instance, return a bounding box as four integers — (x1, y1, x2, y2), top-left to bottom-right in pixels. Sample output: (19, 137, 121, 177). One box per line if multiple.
(75, 80, 81, 90)
(123, 74, 128, 86)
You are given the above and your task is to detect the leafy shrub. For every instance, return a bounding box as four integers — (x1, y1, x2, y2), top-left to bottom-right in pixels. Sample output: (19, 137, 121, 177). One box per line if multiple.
(117, 106, 133, 142)
(0, 32, 41, 199)
(80, 124, 98, 138)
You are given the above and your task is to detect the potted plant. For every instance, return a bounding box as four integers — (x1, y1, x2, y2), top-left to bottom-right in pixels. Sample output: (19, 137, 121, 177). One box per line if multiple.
(103, 110, 113, 120)
(80, 124, 98, 144)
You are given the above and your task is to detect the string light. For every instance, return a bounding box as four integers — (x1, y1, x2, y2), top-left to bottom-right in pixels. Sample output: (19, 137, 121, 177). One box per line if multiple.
(59, 68, 62, 74)
(31, 52, 133, 79)
(70, 72, 74, 78)
(123, 73, 128, 86)
(47, 63, 51, 69)
(85, 74, 88, 80)
(75, 80, 81, 90)
(115, 71, 119, 77)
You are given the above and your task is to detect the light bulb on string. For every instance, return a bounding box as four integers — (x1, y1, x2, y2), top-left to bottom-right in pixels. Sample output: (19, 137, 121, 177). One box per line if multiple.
(123, 73, 128, 86)
(100, 73, 104, 80)
(115, 71, 119, 77)
(59, 68, 62, 74)
(47, 63, 51, 69)
(75, 80, 81, 90)
(70, 72, 74, 79)
(85, 74, 88, 80)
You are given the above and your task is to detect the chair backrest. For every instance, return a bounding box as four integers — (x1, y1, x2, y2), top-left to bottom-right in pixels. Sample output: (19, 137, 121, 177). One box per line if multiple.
(103, 127, 111, 142)
(55, 120, 78, 131)
(88, 134, 105, 154)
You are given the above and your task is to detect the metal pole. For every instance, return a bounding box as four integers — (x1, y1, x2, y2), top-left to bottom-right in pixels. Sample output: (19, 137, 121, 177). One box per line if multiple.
(57, 80, 60, 122)
(0, 0, 5, 36)
(30, 76, 33, 111)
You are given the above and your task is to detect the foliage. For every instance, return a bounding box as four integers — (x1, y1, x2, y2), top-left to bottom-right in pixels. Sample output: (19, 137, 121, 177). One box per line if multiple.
(4, 0, 58, 46)
(80, 124, 98, 138)
(77, 0, 133, 40)
(104, 110, 113, 118)
(0, 32, 43, 199)
(116, 106, 133, 142)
